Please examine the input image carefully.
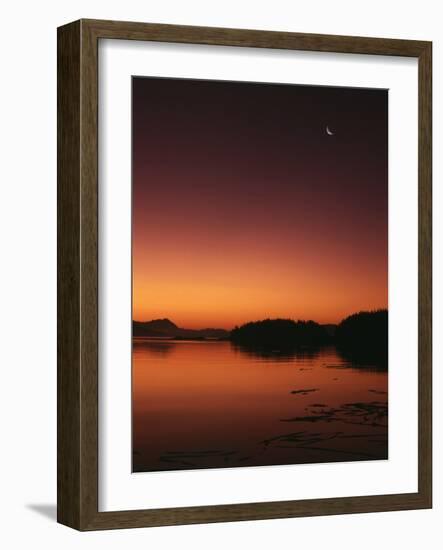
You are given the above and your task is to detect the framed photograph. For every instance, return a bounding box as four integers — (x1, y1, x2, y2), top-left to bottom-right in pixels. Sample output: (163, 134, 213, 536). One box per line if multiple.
(57, 19, 432, 530)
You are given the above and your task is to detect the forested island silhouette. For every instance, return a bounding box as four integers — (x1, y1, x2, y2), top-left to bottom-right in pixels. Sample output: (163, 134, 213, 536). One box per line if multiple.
(133, 309, 388, 368)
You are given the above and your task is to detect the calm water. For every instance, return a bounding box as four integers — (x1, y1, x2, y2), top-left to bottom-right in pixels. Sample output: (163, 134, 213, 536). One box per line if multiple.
(133, 339, 388, 472)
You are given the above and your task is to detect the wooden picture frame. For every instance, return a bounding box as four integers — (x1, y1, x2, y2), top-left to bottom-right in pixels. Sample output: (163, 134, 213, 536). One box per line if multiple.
(57, 18, 432, 530)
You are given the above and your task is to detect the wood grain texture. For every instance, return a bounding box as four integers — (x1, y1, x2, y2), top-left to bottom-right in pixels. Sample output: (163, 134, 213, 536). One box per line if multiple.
(57, 20, 81, 529)
(83, 18, 428, 56)
(57, 19, 432, 531)
(417, 42, 432, 506)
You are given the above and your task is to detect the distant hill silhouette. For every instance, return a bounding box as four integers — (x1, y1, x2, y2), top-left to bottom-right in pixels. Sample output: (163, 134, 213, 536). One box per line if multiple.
(141, 318, 178, 332)
(230, 318, 331, 349)
(133, 318, 229, 340)
(335, 309, 388, 367)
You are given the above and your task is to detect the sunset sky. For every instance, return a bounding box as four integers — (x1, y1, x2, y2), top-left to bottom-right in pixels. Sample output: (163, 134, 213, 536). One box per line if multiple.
(132, 77, 388, 329)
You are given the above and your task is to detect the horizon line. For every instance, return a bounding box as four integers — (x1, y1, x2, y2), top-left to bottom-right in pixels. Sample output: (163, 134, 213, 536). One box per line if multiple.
(132, 308, 388, 331)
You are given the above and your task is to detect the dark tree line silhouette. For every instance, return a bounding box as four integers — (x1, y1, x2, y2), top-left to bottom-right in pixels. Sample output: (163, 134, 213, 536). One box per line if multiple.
(230, 318, 330, 348)
(335, 309, 388, 367)
(229, 310, 388, 368)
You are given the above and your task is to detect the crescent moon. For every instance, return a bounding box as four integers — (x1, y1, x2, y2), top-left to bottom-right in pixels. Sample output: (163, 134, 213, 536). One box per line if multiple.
(326, 126, 334, 136)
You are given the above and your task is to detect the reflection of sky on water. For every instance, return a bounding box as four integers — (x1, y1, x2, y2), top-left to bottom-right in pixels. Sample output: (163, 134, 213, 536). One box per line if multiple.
(133, 340, 387, 472)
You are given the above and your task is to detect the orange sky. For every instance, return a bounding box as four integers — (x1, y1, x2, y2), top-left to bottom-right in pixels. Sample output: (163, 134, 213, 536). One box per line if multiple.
(132, 77, 388, 329)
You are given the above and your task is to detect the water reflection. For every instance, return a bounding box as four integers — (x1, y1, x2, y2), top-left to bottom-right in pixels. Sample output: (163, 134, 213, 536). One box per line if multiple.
(133, 339, 388, 472)
(133, 338, 176, 356)
(336, 346, 388, 371)
(134, 338, 387, 371)
(231, 342, 323, 362)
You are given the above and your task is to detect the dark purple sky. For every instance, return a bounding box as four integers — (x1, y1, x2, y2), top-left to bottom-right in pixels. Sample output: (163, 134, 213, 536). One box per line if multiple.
(132, 77, 388, 328)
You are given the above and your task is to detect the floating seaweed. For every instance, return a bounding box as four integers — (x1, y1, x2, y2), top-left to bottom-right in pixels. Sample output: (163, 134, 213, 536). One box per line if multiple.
(282, 415, 334, 423)
(157, 449, 239, 469)
(290, 388, 319, 395)
(281, 401, 388, 429)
